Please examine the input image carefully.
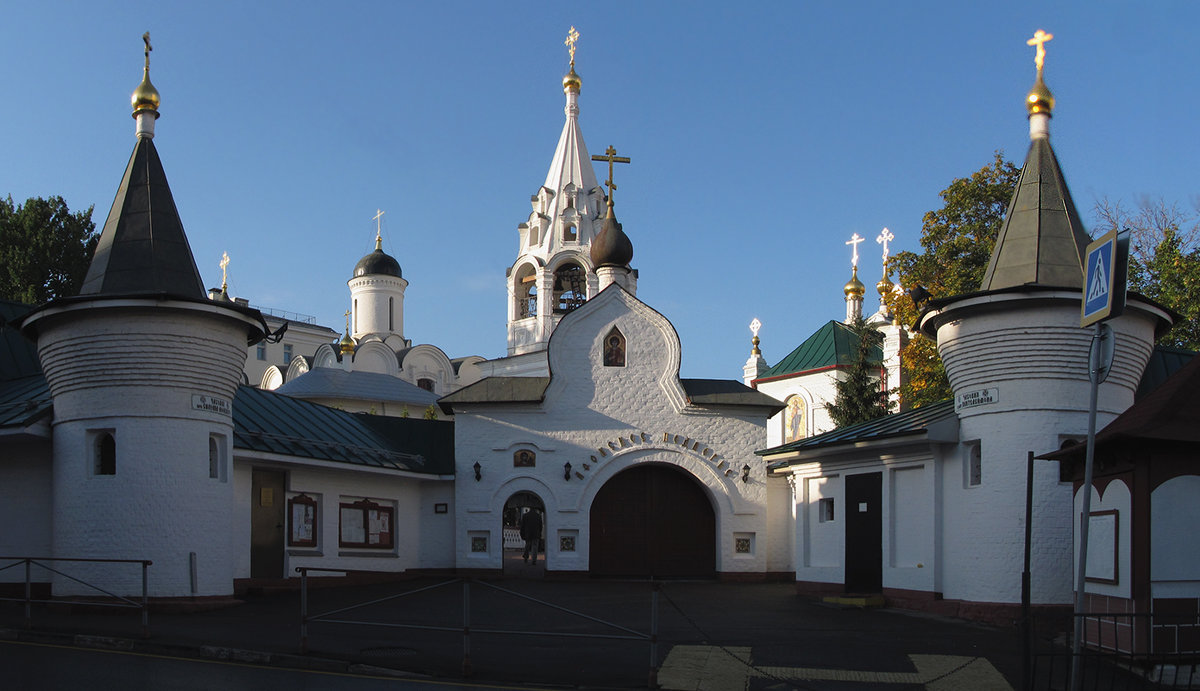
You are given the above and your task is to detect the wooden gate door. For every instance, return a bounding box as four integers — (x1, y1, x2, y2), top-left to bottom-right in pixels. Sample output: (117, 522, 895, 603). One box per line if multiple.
(844, 471, 882, 593)
(589, 465, 715, 578)
(251, 469, 286, 579)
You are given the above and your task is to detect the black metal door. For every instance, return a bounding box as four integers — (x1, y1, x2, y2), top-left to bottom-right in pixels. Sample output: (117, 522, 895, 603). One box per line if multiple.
(589, 465, 715, 578)
(844, 472, 882, 593)
(250, 469, 286, 579)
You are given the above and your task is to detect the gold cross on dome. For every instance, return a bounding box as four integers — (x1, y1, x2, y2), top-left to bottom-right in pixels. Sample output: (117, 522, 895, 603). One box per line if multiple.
(344, 310, 351, 331)
(219, 252, 230, 287)
(565, 26, 580, 64)
(876, 227, 894, 267)
(1027, 29, 1053, 72)
(371, 208, 385, 246)
(846, 233, 865, 268)
(591, 145, 631, 204)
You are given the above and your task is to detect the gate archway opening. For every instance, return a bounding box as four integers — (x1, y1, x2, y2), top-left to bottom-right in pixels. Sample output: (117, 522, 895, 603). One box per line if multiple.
(589, 464, 716, 578)
(503, 491, 546, 576)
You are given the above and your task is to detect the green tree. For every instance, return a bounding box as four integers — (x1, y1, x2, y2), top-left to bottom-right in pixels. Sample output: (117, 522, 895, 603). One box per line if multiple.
(423, 405, 439, 420)
(1093, 198, 1200, 350)
(826, 317, 892, 427)
(0, 196, 98, 304)
(885, 152, 1021, 408)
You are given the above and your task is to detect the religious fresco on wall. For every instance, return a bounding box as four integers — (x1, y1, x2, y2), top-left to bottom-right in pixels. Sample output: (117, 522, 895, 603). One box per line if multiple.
(784, 395, 807, 443)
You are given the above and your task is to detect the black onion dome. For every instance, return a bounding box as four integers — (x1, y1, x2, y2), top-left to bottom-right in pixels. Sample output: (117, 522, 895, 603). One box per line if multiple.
(590, 207, 634, 268)
(353, 248, 402, 279)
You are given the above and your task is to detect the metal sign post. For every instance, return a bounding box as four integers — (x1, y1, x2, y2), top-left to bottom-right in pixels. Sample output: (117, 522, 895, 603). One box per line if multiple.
(1070, 230, 1128, 691)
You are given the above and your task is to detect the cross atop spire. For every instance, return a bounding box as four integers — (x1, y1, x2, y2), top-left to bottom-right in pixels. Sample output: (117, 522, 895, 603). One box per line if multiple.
(372, 208, 385, 250)
(591, 145, 631, 207)
(1027, 29, 1053, 73)
(565, 26, 580, 65)
(219, 252, 230, 291)
(876, 227, 894, 275)
(142, 31, 152, 67)
(846, 233, 865, 268)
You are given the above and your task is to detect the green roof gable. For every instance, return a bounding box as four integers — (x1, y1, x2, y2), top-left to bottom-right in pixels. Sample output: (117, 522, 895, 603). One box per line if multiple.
(757, 320, 883, 380)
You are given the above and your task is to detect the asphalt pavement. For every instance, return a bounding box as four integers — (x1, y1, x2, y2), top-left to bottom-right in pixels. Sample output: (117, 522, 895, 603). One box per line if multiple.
(0, 554, 1031, 690)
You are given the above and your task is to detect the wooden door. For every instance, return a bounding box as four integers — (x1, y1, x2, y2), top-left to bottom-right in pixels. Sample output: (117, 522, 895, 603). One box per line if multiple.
(844, 472, 882, 593)
(251, 469, 286, 579)
(590, 465, 715, 578)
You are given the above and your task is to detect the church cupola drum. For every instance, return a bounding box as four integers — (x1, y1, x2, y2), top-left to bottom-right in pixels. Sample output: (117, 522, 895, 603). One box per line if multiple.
(349, 210, 408, 340)
(18, 35, 268, 599)
(506, 27, 613, 356)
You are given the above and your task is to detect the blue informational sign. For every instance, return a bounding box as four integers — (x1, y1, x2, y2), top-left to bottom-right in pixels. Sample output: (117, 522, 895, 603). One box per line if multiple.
(1081, 229, 1129, 327)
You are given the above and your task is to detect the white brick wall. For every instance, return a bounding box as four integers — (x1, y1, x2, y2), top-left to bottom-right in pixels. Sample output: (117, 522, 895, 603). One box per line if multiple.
(455, 287, 781, 575)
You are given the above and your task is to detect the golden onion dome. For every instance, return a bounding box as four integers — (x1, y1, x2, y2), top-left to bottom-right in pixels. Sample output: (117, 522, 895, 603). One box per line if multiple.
(876, 274, 895, 296)
(844, 267, 866, 298)
(338, 330, 356, 356)
(1026, 74, 1055, 115)
(562, 64, 581, 93)
(131, 67, 160, 117)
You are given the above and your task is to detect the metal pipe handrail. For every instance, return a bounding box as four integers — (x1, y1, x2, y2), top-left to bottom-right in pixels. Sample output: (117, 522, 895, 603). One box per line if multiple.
(297, 570, 659, 683)
(0, 556, 152, 637)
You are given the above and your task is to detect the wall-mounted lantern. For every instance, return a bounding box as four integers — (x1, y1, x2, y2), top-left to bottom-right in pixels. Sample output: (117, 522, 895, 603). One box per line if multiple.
(741, 464, 751, 483)
(473, 461, 482, 481)
(564, 462, 573, 481)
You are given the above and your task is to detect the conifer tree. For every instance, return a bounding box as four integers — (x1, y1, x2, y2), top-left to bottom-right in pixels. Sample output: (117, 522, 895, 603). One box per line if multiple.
(825, 317, 892, 428)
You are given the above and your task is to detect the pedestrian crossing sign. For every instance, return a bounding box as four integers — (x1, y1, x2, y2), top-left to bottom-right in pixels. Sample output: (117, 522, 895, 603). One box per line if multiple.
(1081, 228, 1128, 327)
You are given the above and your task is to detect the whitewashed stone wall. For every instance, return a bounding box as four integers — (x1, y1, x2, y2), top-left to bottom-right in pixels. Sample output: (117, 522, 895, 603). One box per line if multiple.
(29, 301, 256, 597)
(928, 292, 1166, 605)
(454, 287, 780, 575)
(231, 460, 455, 578)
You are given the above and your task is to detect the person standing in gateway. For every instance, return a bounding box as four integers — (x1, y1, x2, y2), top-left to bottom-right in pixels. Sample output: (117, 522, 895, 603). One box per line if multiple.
(520, 508, 542, 564)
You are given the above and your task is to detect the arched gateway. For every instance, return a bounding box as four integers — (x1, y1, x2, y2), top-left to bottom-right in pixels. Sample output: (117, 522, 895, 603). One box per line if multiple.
(589, 464, 716, 578)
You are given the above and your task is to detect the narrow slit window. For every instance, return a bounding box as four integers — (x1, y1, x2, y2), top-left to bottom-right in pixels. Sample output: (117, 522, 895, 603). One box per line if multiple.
(95, 432, 116, 476)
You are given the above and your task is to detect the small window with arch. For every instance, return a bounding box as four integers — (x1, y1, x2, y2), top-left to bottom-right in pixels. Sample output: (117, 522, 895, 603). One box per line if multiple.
(417, 378, 436, 392)
(94, 431, 116, 476)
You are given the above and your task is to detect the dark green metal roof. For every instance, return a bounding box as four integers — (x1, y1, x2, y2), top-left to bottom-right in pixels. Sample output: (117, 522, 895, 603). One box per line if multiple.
(758, 399, 956, 461)
(0, 374, 51, 431)
(680, 378, 785, 412)
(979, 137, 1091, 292)
(233, 385, 454, 474)
(0, 301, 40, 381)
(756, 320, 882, 380)
(80, 137, 206, 299)
(1137, 346, 1195, 399)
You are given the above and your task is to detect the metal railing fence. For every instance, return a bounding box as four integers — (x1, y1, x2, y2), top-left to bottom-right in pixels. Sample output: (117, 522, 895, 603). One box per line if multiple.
(0, 556, 152, 638)
(297, 567, 659, 686)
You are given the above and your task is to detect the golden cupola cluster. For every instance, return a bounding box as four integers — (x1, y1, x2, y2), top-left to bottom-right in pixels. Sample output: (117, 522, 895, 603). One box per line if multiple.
(131, 32, 160, 119)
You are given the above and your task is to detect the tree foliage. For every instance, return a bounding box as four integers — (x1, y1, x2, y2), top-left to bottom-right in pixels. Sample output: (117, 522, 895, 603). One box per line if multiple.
(1092, 198, 1200, 350)
(0, 196, 98, 305)
(884, 152, 1021, 408)
(826, 317, 892, 428)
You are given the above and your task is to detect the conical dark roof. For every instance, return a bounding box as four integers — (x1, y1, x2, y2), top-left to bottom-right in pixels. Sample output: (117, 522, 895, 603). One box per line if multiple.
(79, 137, 205, 298)
(979, 137, 1092, 291)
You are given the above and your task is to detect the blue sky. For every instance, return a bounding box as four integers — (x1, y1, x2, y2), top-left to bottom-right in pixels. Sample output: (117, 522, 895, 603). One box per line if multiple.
(2, 2, 1196, 378)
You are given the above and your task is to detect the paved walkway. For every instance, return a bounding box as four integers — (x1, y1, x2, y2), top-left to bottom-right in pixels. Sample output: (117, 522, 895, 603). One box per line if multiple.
(0, 574, 1029, 690)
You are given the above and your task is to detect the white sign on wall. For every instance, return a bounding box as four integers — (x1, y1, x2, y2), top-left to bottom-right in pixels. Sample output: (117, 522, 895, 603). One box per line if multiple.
(192, 394, 232, 416)
(955, 387, 998, 411)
